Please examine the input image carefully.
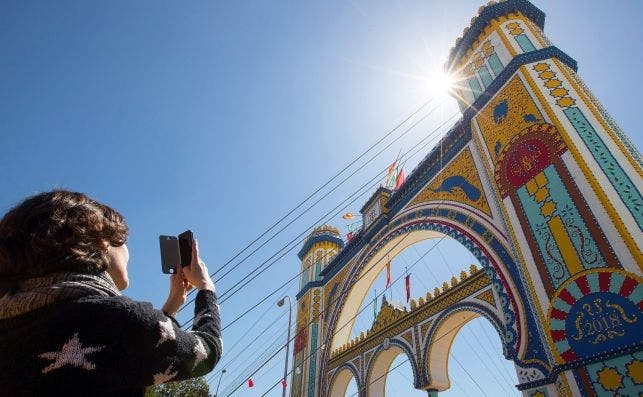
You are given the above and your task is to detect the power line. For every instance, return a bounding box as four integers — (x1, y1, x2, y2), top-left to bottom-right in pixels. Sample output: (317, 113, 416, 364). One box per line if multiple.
(209, 114, 460, 393)
(205, 309, 287, 385)
(250, 144, 472, 397)
(213, 100, 444, 299)
(182, 113, 459, 329)
(225, 234, 445, 396)
(175, 97, 436, 314)
(212, 113, 459, 394)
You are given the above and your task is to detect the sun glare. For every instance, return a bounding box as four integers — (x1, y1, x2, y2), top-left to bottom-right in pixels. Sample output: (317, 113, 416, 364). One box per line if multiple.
(425, 69, 456, 99)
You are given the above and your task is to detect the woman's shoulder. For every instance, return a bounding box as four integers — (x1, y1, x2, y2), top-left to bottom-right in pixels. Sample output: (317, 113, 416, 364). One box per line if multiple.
(68, 294, 161, 325)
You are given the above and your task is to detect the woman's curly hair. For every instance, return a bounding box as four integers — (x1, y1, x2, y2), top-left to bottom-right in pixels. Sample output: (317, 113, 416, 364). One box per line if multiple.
(0, 190, 128, 278)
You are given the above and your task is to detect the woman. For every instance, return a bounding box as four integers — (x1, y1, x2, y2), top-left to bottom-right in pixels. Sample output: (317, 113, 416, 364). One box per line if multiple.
(0, 190, 222, 396)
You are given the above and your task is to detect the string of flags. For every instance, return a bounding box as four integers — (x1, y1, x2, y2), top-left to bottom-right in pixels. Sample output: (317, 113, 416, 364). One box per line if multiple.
(384, 159, 406, 191)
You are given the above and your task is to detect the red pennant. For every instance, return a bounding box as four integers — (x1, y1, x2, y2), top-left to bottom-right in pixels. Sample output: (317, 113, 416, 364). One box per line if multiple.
(394, 169, 405, 191)
(282, 379, 288, 389)
(387, 160, 397, 175)
(405, 274, 411, 302)
(385, 262, 391, 288)
(248, 378, 254, 388)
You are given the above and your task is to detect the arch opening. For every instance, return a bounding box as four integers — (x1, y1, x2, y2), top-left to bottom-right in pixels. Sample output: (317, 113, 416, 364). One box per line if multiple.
(425, 308, 518, 395)
(328, 366, 359, 397)
(367, 344, 417, 397)
(331, 229, 444, 351)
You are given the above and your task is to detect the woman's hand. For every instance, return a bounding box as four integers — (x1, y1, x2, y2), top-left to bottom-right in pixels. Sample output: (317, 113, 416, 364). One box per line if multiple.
(182, 239, 215, 292)
(162, 265, 192, 317)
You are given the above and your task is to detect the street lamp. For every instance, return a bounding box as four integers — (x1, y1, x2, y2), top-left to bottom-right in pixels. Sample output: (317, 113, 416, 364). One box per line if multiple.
(277, 296, 292, 397)
(214, 369, 226, 397)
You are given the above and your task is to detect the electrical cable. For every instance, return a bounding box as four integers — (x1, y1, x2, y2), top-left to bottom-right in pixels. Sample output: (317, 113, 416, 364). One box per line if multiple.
(175, 97, 436, 314)
(211, 112, 458, 392)
(224, 234, 445, 396)
(247, 135, 468, 396)
(204, 309, 287, 385)
(182, 113, 458, 330)
(213, 100, 444, 300)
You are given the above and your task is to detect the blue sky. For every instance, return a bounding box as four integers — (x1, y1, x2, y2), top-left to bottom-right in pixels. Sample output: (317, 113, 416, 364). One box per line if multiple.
(1, 0, 641, 396)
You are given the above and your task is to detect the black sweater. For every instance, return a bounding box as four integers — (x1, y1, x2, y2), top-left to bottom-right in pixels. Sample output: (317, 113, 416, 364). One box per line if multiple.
(0, 290, 222, 396)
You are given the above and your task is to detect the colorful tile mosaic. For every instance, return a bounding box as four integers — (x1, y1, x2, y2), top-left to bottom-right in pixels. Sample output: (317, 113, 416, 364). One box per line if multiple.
(476, 75, 544, 164)
(409, 147, 492, 216)
(532, 62, 643, 229)
(505, 21, 536, 52)
(586, 351, 643, 396)
(548, 269, 642, 364)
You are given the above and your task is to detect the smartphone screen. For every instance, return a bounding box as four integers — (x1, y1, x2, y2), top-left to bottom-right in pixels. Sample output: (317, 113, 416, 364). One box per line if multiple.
(159, 235, 181, 274)
(178, 230, 193, 267)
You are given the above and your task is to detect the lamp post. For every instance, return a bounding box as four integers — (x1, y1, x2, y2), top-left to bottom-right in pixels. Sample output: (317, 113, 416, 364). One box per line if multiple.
(214, 369, 226, 397)
(277, 295, 292, 397)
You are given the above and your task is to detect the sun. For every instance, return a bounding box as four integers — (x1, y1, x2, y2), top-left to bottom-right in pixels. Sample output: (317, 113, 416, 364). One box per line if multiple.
(424, 69, 456, 99)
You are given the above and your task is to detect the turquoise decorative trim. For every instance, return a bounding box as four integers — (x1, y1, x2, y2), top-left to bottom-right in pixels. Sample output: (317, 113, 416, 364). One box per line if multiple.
(488, 53, 504, 77)
(517, 179, 570, 288)
(515, 34, 536, 52)
(315, 261, 322, 281)
(563, 107, 643, 229)
(478, 63, 493, 88)
(307, 324, 319, 397)
(301, 267, 310, 290)
(447, 0, 545, 67)
(516, 165, 606, 288)
(469, 77, 483, 99)
(609, 273, 625, 294)
(566, 280, 583, 300)
(542, 166, 606, 270)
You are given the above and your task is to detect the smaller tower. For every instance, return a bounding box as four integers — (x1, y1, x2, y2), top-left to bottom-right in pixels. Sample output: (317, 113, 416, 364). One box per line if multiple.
(291, 226, 343, 397)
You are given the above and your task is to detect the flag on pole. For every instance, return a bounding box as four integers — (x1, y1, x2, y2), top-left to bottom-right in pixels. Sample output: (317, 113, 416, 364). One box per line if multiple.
(387, 160, 397, 175)
(373, 289, 378, 320)
(384, 160, 398, 189)
(248, 378, 254, 388)
(405, 273, 411, 303)
(394, 169, 405, 191)
(282, 379, 288, 389)
(385, 261, 391, 288)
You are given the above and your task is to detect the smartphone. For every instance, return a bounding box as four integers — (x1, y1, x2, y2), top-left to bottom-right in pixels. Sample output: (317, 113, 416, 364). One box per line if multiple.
(178, 230, 194, 267)
(159, 235, 181, 274)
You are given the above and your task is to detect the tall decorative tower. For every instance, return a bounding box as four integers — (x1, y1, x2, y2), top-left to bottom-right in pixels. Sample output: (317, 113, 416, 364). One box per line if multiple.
(291, 226, 344, 397)
(445, 0, 642, 395)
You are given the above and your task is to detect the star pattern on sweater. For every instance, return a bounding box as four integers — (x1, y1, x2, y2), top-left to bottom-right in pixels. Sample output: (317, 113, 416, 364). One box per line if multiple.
(153, 363, 178, 385)
(193, 308, 212, 326)
(38, 333, 105, 374)
(192, 336, 208, 368)
(156, 317, 176, 347)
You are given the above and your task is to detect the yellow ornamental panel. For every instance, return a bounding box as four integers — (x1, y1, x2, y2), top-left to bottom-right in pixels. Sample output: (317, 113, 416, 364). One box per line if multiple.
(409, 147, 492, 216)
(476, 75, 544, 163)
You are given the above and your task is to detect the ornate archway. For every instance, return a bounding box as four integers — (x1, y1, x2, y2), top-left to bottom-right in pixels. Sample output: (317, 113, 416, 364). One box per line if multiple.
(291, 2, 642, 396)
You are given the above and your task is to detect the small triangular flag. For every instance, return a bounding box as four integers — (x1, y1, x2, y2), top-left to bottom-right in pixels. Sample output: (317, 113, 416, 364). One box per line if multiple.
(248, 378, 254, 388)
